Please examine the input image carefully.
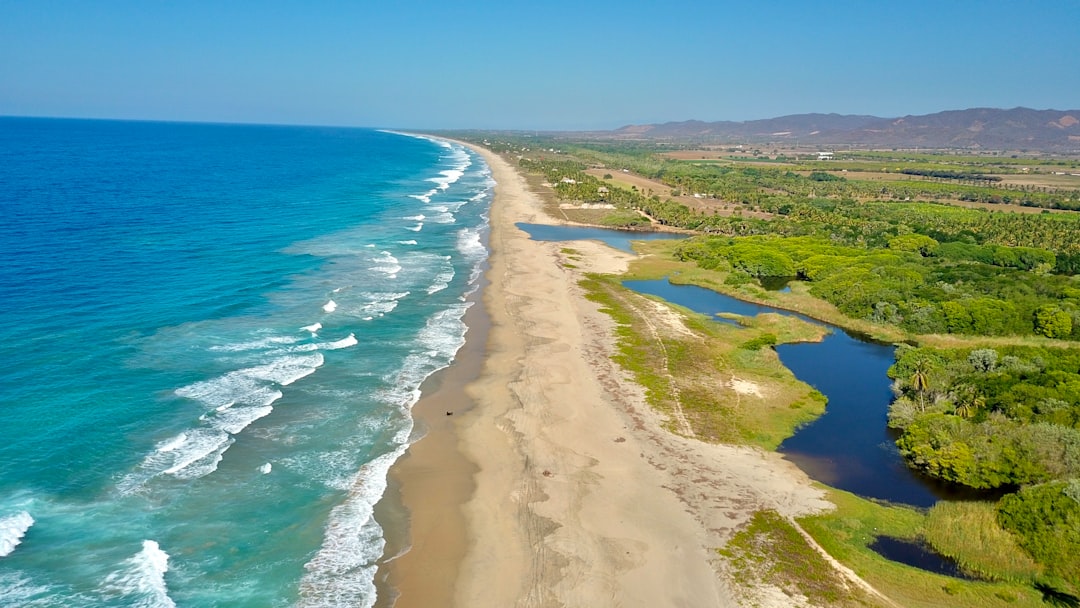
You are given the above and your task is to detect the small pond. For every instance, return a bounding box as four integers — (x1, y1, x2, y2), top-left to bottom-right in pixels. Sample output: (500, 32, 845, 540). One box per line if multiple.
(516, 223, 687, 254)
(868, 536, 981, 580)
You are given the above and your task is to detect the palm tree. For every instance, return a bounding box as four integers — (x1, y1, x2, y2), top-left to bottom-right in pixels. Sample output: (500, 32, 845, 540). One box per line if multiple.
(910, 358, 932, 412)
(953, 385, 985, 420)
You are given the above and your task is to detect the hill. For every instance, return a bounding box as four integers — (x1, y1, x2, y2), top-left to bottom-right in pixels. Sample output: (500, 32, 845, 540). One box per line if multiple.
(606, 107, 1080, 152)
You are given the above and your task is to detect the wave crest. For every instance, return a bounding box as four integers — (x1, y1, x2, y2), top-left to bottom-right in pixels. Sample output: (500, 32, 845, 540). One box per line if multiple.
(0, 511, 34, 557)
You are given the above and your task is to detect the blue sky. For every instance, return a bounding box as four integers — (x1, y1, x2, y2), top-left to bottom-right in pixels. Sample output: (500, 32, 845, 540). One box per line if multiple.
(2, 1, 1077, 130)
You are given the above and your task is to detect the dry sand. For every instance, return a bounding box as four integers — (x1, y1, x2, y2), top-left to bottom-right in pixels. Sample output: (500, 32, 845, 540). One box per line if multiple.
(383, 142, 896, 607)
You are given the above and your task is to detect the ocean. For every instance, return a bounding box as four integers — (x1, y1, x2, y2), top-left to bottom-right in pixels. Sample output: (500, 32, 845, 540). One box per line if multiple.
(0, 118, 491, 607)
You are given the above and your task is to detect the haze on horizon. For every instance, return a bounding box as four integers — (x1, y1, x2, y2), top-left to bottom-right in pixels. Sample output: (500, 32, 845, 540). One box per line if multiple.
(2, 0, 1078, 131)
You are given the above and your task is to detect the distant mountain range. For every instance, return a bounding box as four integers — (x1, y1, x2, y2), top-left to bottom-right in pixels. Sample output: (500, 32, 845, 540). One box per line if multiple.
(603, 108, 1080, 152)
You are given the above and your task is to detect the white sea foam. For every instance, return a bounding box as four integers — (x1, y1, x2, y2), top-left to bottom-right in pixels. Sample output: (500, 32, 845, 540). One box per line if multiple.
(397, 240, 417, 245)
(241, 353, 324, 386)
(426, 265, 455, 295)
(293, 239, 480, 605)
(300, 322, 322, 333)
(402, 214, 425, 221)
(100, 540, 175, 608)
(346, 291, 410, 319)
(159, 430, 232, 476)
(320, 334, 358, 350)
(209, 335, 301, 352)
(0, 511, 34, 558)
(204, 404, 274, 435)
(132, 349, 315, 489)
(456, 226, 487, 261)
(322, 300, 337, 313)
(0, 571, 55, 606)
(297, 449, 405, 608)
(259, 463, 272, 474)
(155, 434, 187, 453)
(406, 223, 423, 232)
(376, 304, 470, 411)
(428, 169, 464, 191)
(429, 210, 456, 224)
(370, 251, 401, 278)
(417, 304, 471, 358)
(176, 375, 283, 410)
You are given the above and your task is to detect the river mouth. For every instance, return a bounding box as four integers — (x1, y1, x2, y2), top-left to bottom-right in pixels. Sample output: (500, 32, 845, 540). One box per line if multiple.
(868, 536, 982, 581)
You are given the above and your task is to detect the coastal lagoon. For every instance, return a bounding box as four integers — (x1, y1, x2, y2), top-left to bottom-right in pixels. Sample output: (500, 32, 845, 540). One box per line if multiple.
(625, 278, 962, 507)
(515, 222, 961, 507)
(0, 119, 490, 607)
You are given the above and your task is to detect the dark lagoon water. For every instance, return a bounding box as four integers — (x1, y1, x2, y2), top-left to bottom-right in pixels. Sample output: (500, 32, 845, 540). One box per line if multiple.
(516, 223, 686, 253)
(868, 536, 980, 580)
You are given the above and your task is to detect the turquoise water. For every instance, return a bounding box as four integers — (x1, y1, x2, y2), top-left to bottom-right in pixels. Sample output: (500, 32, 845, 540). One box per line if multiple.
(0, 118, 491, 607)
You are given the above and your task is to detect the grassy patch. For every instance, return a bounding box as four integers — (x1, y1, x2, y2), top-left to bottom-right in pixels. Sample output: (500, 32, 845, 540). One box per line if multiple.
(799, 490, 1045, 608)
(924, 501, 1043, 584)
(720, 509, 872, 606)
(580, 273, 826, 449)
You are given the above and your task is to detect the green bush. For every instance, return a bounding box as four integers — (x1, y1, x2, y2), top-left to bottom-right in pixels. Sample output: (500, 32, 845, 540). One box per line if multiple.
(741, 333, 778, 351)
(997, 481, 1080, 587)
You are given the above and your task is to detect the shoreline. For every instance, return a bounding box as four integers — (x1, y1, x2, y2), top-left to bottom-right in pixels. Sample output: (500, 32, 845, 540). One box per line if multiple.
(374, 280, 487, 608)
(379, 141, 841, 607)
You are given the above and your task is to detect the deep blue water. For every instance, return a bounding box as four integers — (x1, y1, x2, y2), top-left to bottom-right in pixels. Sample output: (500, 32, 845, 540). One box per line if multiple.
(0, 118, 491, 607)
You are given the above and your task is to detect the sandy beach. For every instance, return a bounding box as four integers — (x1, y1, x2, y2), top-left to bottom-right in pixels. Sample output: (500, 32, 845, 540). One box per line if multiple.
(381, 143, 874, 607)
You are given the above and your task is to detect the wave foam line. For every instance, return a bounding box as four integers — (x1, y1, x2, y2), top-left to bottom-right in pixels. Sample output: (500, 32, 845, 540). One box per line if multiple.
(0, 511, 34, 557)
(0, 571, 56, 605)
(297, 448, 404, 608)
(209, 335, 301, 352)
(320, 334, 358, 350)
(123, 352, 323, 490)
(322, 299, 337, 313)
(100, 540, 175, 608)
(456, 226, 487, 262)
(426, 264, 455, 295)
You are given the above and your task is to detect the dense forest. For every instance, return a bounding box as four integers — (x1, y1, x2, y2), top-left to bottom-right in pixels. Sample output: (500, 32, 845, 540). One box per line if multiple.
(888, 344, 1080, 586)
(672, 235, 1078, 339)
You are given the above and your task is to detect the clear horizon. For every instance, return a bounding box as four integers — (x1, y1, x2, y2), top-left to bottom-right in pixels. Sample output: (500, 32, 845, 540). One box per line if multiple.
(2, 1, 1078, 130)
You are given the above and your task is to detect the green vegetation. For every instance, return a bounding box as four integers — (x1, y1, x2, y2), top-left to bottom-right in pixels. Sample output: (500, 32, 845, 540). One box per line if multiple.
(888, 345, 1080, 488)
(579, 272, 827, 449)
(923, 501, 1043, 583)
(997, 481, 1080, 590)
(800, 490, 1047, 608)
(673, 234, 1079, 338)
(720, 510, 865, 606)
